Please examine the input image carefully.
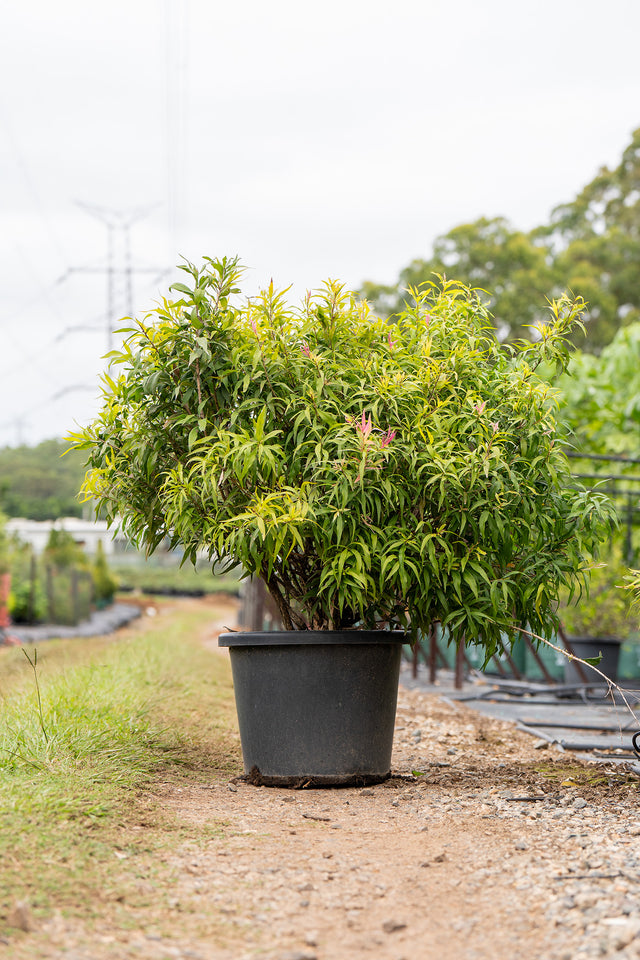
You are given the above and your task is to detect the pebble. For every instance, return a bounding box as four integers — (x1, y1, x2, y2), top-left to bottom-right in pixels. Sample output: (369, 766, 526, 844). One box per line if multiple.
(382, 920, 408, 934)
(278, 952, 318, 960)
(7, 901, 33, 933)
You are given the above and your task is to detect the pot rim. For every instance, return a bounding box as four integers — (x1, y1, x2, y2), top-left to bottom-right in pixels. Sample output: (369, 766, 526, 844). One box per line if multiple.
(218, 629, 406, 647)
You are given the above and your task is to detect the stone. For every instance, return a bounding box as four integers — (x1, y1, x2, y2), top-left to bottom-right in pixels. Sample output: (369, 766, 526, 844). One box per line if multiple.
(382, 920, 407, 934)
(278, 952, 318, 960)
(604, 918, 640, 950)
(573, 798, 588, 810)
(7, 901, 33, 933)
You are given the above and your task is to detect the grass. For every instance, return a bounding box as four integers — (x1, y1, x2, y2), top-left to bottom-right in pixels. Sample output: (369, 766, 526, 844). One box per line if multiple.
(533, 758, 640, 790)
(0, 600, 240, 937)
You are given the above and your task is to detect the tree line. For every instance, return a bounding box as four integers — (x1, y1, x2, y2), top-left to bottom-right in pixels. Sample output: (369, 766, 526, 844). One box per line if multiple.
(0, 440, 87, 520)
(361, 127, 640, 353)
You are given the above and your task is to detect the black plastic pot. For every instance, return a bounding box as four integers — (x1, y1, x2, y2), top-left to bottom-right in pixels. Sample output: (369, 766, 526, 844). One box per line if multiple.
(563, 636, 623, 684)
(218, 630, 405, 787)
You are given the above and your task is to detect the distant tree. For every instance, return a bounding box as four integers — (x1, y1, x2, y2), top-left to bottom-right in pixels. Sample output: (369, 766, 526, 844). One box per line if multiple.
(362, 127, 640, 353)
(539, 127, 640, 350)
(362, 217, 556, 341)
(0, 439, 86, 519)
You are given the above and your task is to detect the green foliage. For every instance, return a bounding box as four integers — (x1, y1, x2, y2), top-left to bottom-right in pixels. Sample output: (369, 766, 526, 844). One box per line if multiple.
(362, 127, 640, 354)
(553, 325, 640, 567)
(8, 577, 47, 623)
(71, 257, 615, 656)
(560, 552, 636, 639)
(91, 540, 118, 604)
(0, 511, 9, 574)
(0, 439, 87, 520)
(44, 527, 89, 570)
(556, 322, 640, 456)
(544, 128, 640, 349)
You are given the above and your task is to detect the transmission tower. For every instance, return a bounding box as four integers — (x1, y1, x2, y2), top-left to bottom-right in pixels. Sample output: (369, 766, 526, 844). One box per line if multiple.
(74, 203, 169, 351)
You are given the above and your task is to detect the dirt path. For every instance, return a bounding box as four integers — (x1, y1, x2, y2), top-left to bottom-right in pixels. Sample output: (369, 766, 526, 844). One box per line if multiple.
(145, 690, 640, 960)
(7, 609, 640, 960)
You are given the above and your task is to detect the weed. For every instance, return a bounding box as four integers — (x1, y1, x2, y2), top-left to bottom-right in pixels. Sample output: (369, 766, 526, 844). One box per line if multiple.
(20, 648, 48, 742)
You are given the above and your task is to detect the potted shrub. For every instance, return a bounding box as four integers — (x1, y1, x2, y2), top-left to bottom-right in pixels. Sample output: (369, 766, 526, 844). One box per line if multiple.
(71, 256, 614, 785)
(560, 553, 635, 683)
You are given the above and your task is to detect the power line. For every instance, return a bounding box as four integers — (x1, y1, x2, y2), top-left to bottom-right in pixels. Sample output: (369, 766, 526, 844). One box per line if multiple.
(0, 93, 71, 268)
(164, 0, 189, 253)
(0, 384, 98, 447)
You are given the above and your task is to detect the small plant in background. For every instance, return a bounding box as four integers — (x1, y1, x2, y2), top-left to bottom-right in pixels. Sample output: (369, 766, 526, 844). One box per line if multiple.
(72, 256, 615, 658)
(43, 527, 89, 571)
(91, 541, 118, 607)
(560, 550, 636, 639)
(0, 512, 10, 576)
(8, 578, 47, 624)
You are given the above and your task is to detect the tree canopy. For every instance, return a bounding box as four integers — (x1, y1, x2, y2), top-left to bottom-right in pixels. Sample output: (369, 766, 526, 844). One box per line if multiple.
(362, 128, 640, 353)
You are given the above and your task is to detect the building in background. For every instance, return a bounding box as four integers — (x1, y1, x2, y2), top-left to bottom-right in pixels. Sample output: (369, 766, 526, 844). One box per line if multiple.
(6, 517, 126, 556)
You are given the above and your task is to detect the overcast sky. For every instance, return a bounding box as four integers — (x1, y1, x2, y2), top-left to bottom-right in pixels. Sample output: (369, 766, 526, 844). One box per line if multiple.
(1, 0, 639, 448)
